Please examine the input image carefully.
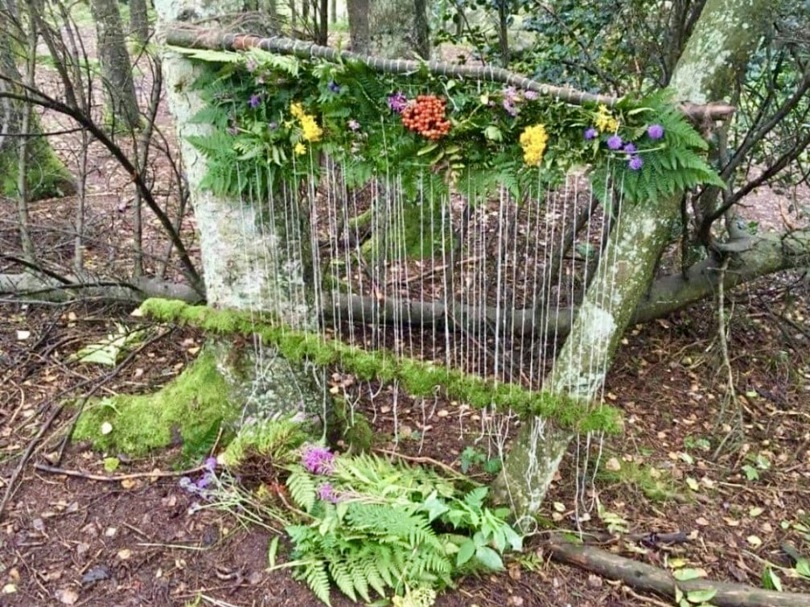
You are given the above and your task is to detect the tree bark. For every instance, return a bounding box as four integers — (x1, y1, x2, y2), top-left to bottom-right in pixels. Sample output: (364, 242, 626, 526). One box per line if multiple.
(90, 0, 141, 130)
(493, 0, 774, 519)
(154, 0, 328, 424)
(346, 0, 370, 54)
(0, 9, 75, 200)
(129, 0, 150, 45)
(546, 536, 810, 607)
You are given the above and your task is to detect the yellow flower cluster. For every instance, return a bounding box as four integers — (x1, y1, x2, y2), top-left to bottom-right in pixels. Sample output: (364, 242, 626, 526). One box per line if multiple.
(290, 102, 323, 142)
(294, 142, 306, 156)
(519, 124, 549, 167)
(595, 104, 619, 133)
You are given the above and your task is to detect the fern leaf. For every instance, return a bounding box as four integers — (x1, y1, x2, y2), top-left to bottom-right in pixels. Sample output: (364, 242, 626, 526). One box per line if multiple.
(287, 470, 316, 512)
(302, 560, 332, 606)
(329, 558, 358, 602)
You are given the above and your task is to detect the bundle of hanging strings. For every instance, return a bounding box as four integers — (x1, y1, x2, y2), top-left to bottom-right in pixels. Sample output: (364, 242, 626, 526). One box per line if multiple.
(157, 28, 727, 512)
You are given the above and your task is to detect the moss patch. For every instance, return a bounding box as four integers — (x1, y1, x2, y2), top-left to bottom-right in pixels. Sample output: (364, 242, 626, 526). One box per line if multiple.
(73, 348, 235, 457)
(139, 298, 623, 434)
(0, 121, 76, 200)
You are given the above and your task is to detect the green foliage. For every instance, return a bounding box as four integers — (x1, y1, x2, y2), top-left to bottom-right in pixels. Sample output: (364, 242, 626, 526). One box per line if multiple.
(182, 48, 721, 208)
(459, 446, 502, 475)
(222, 417, 308, 467)
(281, 447, 522, 605)
(140, 298, 623, 434)
(70, 324, 147, 366)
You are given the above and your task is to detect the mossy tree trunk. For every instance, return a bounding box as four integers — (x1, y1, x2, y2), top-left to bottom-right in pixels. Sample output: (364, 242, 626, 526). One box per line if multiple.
(493, 0, 773, 519)
(90, 0, 141, 130)
(155, 0, 327, 426)
(0, 9, 75, 202)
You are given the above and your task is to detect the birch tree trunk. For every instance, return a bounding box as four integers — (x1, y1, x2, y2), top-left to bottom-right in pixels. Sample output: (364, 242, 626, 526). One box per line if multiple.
(493, 0, 774, 519)
(154, 0, 327, 425)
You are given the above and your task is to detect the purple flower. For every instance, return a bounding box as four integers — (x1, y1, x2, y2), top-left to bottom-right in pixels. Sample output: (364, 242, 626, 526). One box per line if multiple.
(607, 134, 623, 150)
(503, 86, 518, 103)
(387, 92, 408, 113)
(584, 127, 598, 140)
(524, 90, 538, 101)
(348, 119, 360, 131)
(503, 100, 519, 117)
(196, 472, 214, 489)
(628, 155, 644, 170)
(647, 124, 665, 140)
(622, 142, 637, 154)
(328, 81, 341, 93)
(317, 483, 339, 503)
(302, 445, 335, 475)
(204, 457, 217, 472)
(248, 94, 261, 109)
(178, 476, 194, 491)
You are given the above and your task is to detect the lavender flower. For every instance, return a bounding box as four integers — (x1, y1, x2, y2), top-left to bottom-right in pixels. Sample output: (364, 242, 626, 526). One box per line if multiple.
(387, 92, 408, 113)
(317, 483, 339, 503)
(607, 134, 623, 150)
(622, 142, 637, 154)
(524, 90, 539, 101)
(647, 124, 665, 139)
(328, 81, 341, 93)
(348, 119, 360, 131)
(628, 155, 644, 170)
(503, 100, 519, 117)
(196, 473, 214, 489)
(302, 445, 335, 475)
(584, 127, 598, 140)
(248, 94, 261, 109)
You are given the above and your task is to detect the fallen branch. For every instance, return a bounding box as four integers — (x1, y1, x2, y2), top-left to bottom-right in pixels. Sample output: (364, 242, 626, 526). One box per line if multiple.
(545, 535, 810, 607)
(33, 463, 204, 481)
(162, 27, 735, 122)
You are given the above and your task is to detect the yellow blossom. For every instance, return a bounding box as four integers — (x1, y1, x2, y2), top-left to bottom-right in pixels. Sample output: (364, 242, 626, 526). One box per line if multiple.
(519, 124, 549, 167)
(594, 104, 619, 132)
(294, 142, 306, 155)
(289, 102, 323, 142)
(290, 102, 305, 119)
(300, 115, 323, 142)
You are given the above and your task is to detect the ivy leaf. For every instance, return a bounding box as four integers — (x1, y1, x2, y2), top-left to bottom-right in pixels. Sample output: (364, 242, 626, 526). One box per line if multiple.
(475, 546, 504, 571)
(686, 588, 717, 603)
(672, 568, 708, 581)
(456, 539, 475, 567)
(423, 492, 449, 522)
(795, 558, 810, 579)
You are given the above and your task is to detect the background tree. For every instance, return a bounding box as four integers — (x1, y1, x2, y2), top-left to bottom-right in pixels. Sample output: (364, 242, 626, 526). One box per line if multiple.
(89, 0, 140, 129)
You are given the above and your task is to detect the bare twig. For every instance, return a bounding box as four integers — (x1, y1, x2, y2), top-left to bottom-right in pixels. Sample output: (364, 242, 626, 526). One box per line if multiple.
(33, 462, 205, 481)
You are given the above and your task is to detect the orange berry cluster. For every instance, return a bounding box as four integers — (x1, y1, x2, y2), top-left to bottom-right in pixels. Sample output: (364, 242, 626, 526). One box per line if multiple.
(401, 95, 451, 140)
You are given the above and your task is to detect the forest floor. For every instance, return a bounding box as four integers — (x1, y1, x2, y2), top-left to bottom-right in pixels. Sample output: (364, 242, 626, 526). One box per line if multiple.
(3, 21, 810, 607)
(2, 229, 810, 607)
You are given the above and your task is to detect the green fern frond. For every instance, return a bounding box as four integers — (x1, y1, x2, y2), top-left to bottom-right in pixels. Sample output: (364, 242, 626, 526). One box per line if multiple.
(301, 559, 332, 606)
(287, 470, 317, 512)
(329, 559, 358, 602)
